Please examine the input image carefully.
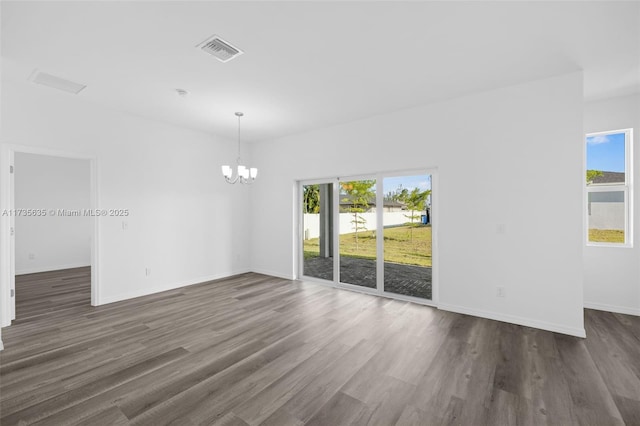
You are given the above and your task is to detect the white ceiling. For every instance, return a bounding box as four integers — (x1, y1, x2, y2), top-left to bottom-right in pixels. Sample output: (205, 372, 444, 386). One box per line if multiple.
(2, 1, 639, 142)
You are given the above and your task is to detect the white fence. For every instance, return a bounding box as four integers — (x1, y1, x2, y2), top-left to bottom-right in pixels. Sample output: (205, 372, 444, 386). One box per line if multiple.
(589, 203, 624, 230)
(588, 192, 624, 230)
(303, 212, 419, 239)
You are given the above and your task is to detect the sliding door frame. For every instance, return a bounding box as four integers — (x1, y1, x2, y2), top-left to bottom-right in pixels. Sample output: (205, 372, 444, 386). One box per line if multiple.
(298, 168, 438, 307)
(335, 173, 379, 293)
(298, 178, 339, 286)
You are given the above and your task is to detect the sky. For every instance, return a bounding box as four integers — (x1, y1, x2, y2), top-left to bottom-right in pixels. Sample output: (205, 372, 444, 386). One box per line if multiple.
(383, 175, 431, 194)
(586, 132, 626, 172)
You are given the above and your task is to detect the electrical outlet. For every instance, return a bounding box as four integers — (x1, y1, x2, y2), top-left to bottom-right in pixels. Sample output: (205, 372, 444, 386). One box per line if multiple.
(145, 267, 151, 277)
(122, 221, 128, 231)
(496, 286, 506, 298)
(28, 253, 35, 260)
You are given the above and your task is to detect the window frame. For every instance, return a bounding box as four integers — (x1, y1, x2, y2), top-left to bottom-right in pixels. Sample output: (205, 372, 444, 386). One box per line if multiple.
(585, 128, 633, 248)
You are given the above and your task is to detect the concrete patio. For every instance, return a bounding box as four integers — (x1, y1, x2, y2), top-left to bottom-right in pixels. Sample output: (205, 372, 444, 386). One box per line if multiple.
(303, 256, 432, 300)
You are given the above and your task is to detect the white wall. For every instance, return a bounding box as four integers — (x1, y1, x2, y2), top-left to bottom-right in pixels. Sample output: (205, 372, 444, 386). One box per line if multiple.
(584, 93, 640, 315)
(14, 153, 91, 274)
(1, 76, 251, 325)
(1, 4, 4, 349)
(250, 72, 585, 336)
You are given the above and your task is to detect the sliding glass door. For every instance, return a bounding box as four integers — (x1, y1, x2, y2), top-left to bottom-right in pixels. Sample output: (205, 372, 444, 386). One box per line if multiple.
(382, 175, 432, 300)
(339, 179, 377, 289)
(300, 171, 435, 303)
(301, 183, 334, 281)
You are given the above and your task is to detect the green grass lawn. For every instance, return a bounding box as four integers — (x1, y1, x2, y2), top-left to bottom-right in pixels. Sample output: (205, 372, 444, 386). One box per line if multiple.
(304, 225, 432, 267)
(589, 229, 625, 243)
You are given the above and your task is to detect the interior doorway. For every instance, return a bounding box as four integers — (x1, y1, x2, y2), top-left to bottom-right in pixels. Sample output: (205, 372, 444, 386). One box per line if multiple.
(1, 146, 99, 327)
(13, 153, 92, 320)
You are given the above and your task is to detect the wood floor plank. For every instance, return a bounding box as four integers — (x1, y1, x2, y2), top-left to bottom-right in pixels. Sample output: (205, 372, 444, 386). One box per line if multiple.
(2, 340, 148, 412)
(554, 333, 626, 424)
(304, 391, 371, 426)
(612, 312, 640, 343)
(517, 337, 577, 425)
(118, 339, 269, 419)
(613, 395, 640, 426)
(482, 389, 531, 426)
(341, 374, 417, 426)
(2, 268, 639, 425)
(26, 349, 204, 425)
(174, 318, 355, 424)
(584, 309, 640, 400)
(67, 406, 130, 426)
(225, 339, 354, 425)
(407, 330, 473, 417)
(212, 412, 252, 426)
(2, 347, 188, 425)
(257, 408, 304, 426)
(255, 338, 381, 425)
(395, 404, 441, 426)
(128, 317, 346, 425)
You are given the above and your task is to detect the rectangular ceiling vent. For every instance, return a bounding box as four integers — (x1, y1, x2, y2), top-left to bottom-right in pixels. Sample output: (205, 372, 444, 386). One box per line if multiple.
(29, 70, 86, 94)
(196, 35, 243, 63)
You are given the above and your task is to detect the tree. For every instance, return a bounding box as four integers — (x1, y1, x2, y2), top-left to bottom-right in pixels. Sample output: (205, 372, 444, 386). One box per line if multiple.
(341, 180, 376, 250)
(399, 187, 431, 242)
(586, 170, 603, 185)
(385, 185, 408, 203)
(303, 185, 320, 213)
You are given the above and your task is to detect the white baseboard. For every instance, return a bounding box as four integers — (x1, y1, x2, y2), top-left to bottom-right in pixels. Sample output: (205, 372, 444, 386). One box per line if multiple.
(16, 263, 91, 276)
(250, 268, 295, 281)
(438, 302, 586, 338)
(584, 301, 640, 317)
(98, 269, 251, 305)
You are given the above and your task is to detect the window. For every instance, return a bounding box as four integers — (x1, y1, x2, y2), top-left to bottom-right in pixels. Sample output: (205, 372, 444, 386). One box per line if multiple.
(586, 129, 632, 246)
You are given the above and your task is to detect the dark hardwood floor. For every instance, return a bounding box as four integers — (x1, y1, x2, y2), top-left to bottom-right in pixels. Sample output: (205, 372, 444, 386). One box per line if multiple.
(1, 268, 639, 425)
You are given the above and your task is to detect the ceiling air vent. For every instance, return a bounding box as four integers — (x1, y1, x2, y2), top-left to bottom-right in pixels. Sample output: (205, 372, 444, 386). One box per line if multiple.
(196, 35, 243, 63)
(28, 70, 86, 94)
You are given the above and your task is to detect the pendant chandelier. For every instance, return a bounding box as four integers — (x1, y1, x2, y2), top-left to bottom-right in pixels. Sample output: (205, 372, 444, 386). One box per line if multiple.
(221, 112, 258, 184)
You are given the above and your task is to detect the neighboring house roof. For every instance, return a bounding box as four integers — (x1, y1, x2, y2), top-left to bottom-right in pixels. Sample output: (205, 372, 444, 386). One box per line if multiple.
(382, 200, 406, 209)
(339, 195, 406, 209)
(591, 171, 625, 185)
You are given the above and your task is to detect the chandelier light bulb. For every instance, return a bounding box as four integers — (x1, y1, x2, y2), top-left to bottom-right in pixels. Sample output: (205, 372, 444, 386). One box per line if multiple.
(221, 112, 258, 185)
